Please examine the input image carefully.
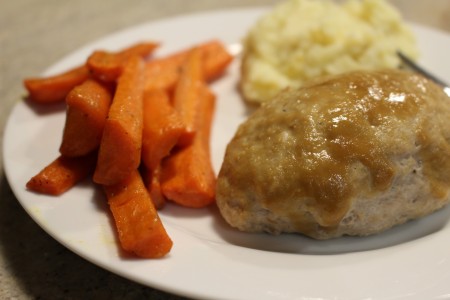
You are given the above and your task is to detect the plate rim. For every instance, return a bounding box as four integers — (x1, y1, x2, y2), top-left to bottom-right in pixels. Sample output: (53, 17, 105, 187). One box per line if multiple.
(3, 6, 450, 300)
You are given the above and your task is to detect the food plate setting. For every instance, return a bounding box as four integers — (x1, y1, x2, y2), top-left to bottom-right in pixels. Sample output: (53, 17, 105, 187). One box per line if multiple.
(3, 7, 450, 300)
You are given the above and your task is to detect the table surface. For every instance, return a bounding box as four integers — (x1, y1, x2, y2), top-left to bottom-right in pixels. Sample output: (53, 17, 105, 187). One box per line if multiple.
(1, 1, 449, 299)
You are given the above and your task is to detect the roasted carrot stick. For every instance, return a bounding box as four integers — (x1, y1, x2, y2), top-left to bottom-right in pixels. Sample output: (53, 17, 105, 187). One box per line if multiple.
(24, 41, 158, 104)
(144, 40, 233, 92)
(201, 40, 234, 80)
(26, 152, 97, 196)
(59, 79, 112, 157)
(140, 89, 185, 209)
(142, 165, 166, 210)
(141, 89, 185, 171)
(144, 51, 188, 92)
(172, 47, 203, 146)
(87, 42, 159, 82)
(160, 84, 216, 208)
(87, 51, 122, 83)
(115, 41, 160, 60)
(24, 65, 90, 104)
(103, 170, 172, 258)
(93, 56, 144, 186)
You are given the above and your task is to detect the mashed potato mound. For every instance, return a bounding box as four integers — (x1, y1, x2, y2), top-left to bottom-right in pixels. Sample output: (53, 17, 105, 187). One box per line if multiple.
(241, 0, 419, 104)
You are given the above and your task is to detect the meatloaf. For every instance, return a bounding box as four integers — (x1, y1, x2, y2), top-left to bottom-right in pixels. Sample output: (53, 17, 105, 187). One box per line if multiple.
(216, 69, 450, 239)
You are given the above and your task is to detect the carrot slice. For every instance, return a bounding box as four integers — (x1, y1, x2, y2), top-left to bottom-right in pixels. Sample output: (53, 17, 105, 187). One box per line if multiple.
(87, 51, 122, 83)
(87, 42, 159, 82)
(93, 56, 144, 186)
(59, 79, 112, 157)
(144, 51, 188, 92)
(140, 89, 185, 209)
(202, 40, 234, 80)
(160, 84, 216, 208)
(103, 170, 172, 258)
(115, 41, 160, 60)
(24, 65, 90, 104)
(24, 41, 158, 104)
(172, 47, 203, 146)
(141, 89, 185, 171)
(142, 165, 166, 210)
(26, 152, 97, 196)
(144, 40, 233, 92)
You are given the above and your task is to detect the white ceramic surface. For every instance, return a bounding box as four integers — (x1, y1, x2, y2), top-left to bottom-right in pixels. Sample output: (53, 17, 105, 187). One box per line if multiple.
(3, 7, 450, 300)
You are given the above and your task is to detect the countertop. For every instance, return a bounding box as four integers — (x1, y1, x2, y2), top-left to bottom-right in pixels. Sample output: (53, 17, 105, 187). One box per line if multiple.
(1, 1, 449, 299)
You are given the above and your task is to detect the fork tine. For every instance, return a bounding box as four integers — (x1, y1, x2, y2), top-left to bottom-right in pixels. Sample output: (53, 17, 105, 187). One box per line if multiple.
(397, 51, 449, 87)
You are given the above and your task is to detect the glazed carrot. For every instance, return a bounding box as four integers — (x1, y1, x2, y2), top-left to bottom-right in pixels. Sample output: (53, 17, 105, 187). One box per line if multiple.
(59, 79, 112, 157)
(24, 41, 158, 104)
(93, 56, 144, 186)
(144, 40, 233, 92)
(144, 51, 188, 92)
(172, 47, 203, 146)
(142, 165, 166, 210)
(201, 40, 234, 80)
(87, 51, 122, 83)
(87, 42, 159, 82)
(115, 41, 160, 60)
(141, 89, 185, 171)
(160, 84, 216, 208)
(24, 65, 90, 104)
(141, 89, 185, 209)
(26, 152, 97, 196)
(103, 170, 172, 258)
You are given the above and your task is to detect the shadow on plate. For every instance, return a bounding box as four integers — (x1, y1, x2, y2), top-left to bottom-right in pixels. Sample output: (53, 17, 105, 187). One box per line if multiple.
(23, 97, 66, 116)
(205, 204, 450, 255)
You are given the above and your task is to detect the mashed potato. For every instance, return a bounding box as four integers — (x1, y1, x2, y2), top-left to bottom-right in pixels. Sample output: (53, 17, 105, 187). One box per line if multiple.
(241, 0, 419, 104)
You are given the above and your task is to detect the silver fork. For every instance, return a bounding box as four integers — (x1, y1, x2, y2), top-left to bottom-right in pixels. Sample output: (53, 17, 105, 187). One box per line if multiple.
(397, 51, 450, 96)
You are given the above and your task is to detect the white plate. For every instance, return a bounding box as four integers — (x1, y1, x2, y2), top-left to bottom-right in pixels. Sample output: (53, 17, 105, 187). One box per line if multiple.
(3, 7, 450, 300)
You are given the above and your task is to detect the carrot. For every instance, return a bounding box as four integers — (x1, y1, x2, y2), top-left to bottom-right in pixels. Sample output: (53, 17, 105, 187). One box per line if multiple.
(160, 84, 216, 208)
(144, 51, 188, 92)
(26, 152, 97, 196)
(93, 56, 144, 186)
(141, 89, 185, 171)
(142, 165, 166, 210)
(172, 47, 204, 146)
(144, 40, 233, 92)
(87, 42, 159, 82)
(103, 170, 172, 258)
(59, 79, 113, 157)
(87, 51, 122, 83)
(24, 41, 158, 104)
(24, 65, 90, 104)
(115, 41, 160, 60)
(140, 89, 185, 209)
(202, 40, 234, 80)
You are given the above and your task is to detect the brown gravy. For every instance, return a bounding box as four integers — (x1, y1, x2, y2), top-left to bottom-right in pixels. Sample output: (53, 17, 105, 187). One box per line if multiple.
(247, 70, 450, 228)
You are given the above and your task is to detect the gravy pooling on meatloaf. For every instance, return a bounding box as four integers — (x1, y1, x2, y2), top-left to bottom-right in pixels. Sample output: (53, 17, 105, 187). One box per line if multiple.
(217, 69, 450, 238)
